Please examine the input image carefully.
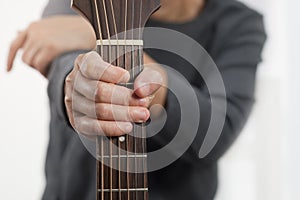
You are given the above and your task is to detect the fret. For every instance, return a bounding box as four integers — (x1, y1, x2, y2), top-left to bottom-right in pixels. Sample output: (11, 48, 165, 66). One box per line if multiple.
(97, 39, 143, 46)
(98, 188, 148, 192)
(97, 154, 147, 159)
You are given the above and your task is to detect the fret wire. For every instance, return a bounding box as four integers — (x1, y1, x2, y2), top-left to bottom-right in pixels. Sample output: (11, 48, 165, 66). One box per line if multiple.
(98, 188, 148, 192)
(97, 40, 143, 46)
(97, 154, 147, 159)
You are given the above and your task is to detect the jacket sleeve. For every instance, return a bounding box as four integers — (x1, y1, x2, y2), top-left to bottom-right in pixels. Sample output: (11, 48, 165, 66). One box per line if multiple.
(47, 51, 87, 124)
(148, 8, 267, 164)
(42, 0, 77, 18)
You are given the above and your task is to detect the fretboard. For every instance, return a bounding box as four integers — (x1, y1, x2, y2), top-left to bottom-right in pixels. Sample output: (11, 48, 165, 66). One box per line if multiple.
(71, 1, 161, 199)
(96, 43, 148, 200)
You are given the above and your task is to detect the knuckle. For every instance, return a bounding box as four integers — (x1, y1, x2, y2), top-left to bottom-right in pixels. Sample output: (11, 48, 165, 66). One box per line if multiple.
(64, 90, 72, 103)
(110, 123, 124, 136)
(21, 53, 30, 65)
(65, 74, 73, 85)
(64, 96, 72, 104)
(95, 82, 109, 102)
(129, 109, 136, 121)
(91, 121, 101, 135)
(79, 61, 88, 76)
(75, 117, 93, 135)
(74, 54, 84, 69)
(33, 59, 43, 70)
(101, 84, 110, 100)
(96, 104, 108, 119)
(45, 42, 57, 52)
(124, 90, 133, 105)
(85, 51, 99, 61)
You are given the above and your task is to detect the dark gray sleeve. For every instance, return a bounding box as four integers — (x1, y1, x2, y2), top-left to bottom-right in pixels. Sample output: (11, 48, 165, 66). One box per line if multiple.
(47, 51, 87, 123)
(199, 10, 267, 163)
(149, 8, 267, 164)
(42, 0, 80, 122)
(42, 0, 77, 18)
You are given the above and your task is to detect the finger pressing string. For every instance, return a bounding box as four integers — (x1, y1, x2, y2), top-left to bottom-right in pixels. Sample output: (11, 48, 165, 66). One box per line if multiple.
(79, 51, 130, 83)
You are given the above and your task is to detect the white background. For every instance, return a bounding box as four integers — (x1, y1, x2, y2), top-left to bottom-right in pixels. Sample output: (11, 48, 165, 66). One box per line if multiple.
(0, 0, 299, 199)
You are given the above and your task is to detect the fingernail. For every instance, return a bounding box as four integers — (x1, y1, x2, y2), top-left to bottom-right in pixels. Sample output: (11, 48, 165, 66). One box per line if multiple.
(122, 72, 130, 83)
(124, 123, 133, 133)
(133, 110, 147, 120)
(139, 98, 148, 106)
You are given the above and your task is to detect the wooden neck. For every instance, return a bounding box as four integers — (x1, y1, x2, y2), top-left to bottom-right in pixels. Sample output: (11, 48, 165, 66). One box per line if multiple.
(71, 1, 161, 199)
(96, 43, 148, 200)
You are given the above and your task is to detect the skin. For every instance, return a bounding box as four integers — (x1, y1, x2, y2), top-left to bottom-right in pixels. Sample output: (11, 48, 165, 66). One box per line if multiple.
(65, 52, 163, 137)
(7, 0, 205, 137)
(7, 16, 96, 77)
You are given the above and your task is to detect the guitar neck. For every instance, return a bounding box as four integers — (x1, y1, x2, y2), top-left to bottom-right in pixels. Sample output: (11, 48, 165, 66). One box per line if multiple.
(71, 1, 161, 199)
(96, 43, 148, 200)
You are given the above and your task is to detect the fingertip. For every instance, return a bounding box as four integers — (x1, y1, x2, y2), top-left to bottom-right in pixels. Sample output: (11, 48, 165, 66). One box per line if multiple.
(144, 109, 151, 121)
(6, 63, 12, 72)
(122, 70, 130, 83)
(134, 85, 149, 98)
(118, 122, 133, 134)
(124, 123, 133, 133)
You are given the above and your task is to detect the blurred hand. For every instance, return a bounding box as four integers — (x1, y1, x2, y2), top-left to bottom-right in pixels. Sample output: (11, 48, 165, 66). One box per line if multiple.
(65, 52, 165, 137)
(7, 15, 96, 77)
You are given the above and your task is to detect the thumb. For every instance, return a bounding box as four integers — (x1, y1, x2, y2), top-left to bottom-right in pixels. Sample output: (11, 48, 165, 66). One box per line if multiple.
(134, 66, 163, 98)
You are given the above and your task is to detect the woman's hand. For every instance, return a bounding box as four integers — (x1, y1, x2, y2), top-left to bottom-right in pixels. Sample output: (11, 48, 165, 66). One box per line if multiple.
(64, 52, 165, 137)
(7, 15, 96, 77)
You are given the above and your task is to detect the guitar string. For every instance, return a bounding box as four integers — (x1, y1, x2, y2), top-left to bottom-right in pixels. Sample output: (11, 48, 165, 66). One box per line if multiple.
(93, 1, 105, 199)
(138, 1, 147, 199)
(107, 0, 122, 199)
(124, 1, 130, 200)
(99, 0, 113, 199)
(94, 0, 104, 55)
(130, 1, 139, 199)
